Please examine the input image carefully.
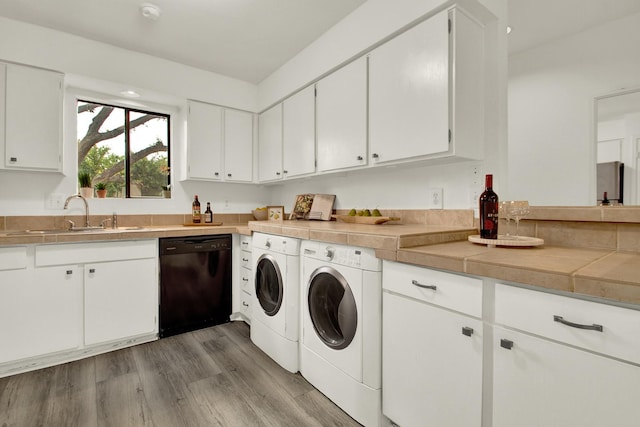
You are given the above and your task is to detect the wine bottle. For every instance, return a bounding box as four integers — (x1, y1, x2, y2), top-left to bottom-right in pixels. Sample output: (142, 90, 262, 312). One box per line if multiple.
(192, 195, 201, 223)
(602, 192, 610, 206)
(479, 174, 499, 239)
(204, 202, 213, 223)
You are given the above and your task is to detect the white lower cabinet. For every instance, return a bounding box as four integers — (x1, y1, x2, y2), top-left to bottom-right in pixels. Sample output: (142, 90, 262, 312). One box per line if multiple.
(84, 258, 158, 346)
(237, 235, 252, 322)
(493, 283, 640, 427)
(382, 261, 483, 427)
(0, 240, 158, 376)
(0, 262, 82, 365)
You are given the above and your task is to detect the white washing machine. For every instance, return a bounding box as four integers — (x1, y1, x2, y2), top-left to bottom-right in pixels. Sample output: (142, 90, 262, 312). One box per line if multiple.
(300, 240, 388, 427)
(251, 232, 300, 373)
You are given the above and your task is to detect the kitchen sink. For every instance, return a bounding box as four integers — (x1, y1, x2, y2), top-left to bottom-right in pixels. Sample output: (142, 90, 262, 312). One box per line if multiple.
(4, 227, 108, 235)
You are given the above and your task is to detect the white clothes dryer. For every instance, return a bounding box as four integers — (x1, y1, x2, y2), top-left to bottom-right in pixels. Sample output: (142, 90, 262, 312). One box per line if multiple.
(251, 232, 301, 373)
(300, 240, 388, 427)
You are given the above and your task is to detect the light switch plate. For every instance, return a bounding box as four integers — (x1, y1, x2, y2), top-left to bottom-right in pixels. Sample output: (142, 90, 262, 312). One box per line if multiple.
(428, 188, 443, 209)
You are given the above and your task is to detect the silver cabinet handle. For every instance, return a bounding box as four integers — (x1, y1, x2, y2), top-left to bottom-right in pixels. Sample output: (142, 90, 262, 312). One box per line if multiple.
(412, 279, 437, 291)
(553, 315, 603, 332)
(500, 339, 514, 350)
(462, 326, 474, 337)
(9, 157, 17, 162)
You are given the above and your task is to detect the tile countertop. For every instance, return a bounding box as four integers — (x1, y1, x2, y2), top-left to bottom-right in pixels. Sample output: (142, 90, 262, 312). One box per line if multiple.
(1, 218, 638, 306)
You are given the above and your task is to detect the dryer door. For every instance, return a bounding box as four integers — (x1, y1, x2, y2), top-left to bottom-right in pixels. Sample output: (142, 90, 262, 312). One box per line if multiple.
(308, 266, 357, 350)
(255, 254, 283, 316)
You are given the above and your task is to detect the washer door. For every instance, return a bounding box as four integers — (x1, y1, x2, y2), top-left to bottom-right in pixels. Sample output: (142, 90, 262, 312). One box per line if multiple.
(308, 266, 357, 350)
(255, 254, 283, 316)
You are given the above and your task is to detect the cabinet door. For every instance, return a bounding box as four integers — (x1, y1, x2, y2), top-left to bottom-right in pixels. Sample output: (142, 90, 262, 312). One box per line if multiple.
(369, 10, 449, 164)
(283, 85, 315, 178)
(84, 258, 158, 346)
(0, 266, 81, 364)
(494, 327, 640, 427)
(187, 100, 223, 180)
(224, 109, 254, 182)
(5, 63, 63, 171)
(382, 292, 482, 427)
(316, 56, 367, 172)
(258, 103, 283, 182)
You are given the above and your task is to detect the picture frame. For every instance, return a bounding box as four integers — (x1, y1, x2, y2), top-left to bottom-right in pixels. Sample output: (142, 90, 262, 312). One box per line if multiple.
(291, 194, 314, 219)
(267, 205, 284, 222)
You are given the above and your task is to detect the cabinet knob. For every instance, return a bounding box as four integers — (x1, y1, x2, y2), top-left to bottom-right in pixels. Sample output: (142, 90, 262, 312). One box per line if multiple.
(462, 326, 474, 337)
(276, 171, 281, 176)
(227, 173, 232, 177)
(283, 170, 288, 174)
(372, 153, 379, 159)
(500, 339, 514, 350)
(242, 277, 249, 282)
(66, 270, 73, 275)
(356, 155, 363, 161)
(89, 268, 96, 274)
(242, 258, 249, 262)
(214, 172, 219, 176)
(9, 157, 17, 162)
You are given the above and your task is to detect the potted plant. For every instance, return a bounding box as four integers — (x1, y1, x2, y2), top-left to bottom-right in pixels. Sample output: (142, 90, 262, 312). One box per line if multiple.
(95, 182, 107, 198)
(78, 171, 93, 198)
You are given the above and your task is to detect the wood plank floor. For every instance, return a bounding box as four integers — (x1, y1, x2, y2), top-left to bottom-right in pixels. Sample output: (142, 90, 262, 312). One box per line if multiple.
(0, 321, 361, 427)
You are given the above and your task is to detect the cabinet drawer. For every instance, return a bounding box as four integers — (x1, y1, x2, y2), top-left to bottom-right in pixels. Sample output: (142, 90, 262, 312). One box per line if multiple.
(35, 240, 157, 266)
(239, 235, 252, 251)
(0, 246, 28, 270)
(383, 261, 482, 318)
(240, 290, 251, 318)
(495, 283, 640, 364)
(240, 267, 252, 294)
(240, 250, 251, 269)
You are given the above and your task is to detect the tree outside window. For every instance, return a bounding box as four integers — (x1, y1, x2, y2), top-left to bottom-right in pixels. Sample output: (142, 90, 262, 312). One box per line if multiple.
(77, 100, 170, 198)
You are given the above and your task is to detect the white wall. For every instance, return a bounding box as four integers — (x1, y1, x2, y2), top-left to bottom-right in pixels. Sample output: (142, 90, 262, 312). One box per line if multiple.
(0, 16, 263, 216)
(508, 12, 640, 206)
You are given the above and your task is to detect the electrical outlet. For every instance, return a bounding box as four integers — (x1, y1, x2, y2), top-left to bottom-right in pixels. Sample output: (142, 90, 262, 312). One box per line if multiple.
(45, 193, 65, 210)
(428, 188, 443, 209)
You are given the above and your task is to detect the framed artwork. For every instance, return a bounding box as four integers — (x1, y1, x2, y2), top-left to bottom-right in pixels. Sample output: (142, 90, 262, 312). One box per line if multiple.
(267, 205, 284, 222)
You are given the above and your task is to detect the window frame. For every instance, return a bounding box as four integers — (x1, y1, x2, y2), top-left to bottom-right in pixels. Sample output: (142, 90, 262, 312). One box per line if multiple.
(76, 97, 172, 199)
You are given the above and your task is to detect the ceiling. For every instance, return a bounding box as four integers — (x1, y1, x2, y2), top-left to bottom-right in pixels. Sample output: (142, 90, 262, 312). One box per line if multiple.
(1, 0, 640, 84)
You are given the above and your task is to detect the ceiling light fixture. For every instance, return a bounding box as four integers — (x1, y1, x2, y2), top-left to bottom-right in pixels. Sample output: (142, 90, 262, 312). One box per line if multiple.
(120, 90, 141, 98)
(140, 3, 162, 21)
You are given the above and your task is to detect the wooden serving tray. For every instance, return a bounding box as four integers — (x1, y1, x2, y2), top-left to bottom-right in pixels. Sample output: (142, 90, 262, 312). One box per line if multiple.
(468, 235, 544, 247)
(183, 222, 223, 226)
(332, 215, 400, 225)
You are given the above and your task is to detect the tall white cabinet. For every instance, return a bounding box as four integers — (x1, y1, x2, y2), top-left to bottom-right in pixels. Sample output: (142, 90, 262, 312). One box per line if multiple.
(224, 109, 254, 182)
(283, 85, 316, 178)
(369, 7, 484, 164)
(258, 103, 283, 182)
(1, 62, 63, 172)
(316, 56, 368, 172)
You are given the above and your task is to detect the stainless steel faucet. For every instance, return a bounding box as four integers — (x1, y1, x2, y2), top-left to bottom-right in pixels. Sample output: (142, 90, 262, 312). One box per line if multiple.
(63, 193, 90, 227)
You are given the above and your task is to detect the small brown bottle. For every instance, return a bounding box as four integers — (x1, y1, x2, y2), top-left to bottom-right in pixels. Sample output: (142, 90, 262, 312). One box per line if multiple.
(192, 195, 201, 223)
(204, 202, 213, 223)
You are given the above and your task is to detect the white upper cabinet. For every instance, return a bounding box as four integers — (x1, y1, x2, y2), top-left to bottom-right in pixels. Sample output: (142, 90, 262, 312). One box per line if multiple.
(258, 103, 283, 182)
(369, 7, 484, 164)
(316, 56, 368, 172)
(224, 109, 254, 182)
(187, 100, 223, 180)
(187, 100, 254, 182)
(3, 63, 63, 172)
(283, 85, 316, 179)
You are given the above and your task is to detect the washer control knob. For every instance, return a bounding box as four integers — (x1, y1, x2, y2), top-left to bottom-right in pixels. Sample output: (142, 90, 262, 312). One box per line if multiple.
(265, 240, 271, 248)
(324, 247, 334, 259)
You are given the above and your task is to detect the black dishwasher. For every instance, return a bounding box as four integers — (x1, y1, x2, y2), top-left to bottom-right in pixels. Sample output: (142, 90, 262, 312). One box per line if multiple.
(159, 235, 232, 338)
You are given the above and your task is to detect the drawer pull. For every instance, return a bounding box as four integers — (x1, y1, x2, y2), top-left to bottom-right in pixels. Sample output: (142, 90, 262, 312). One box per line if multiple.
(500, 339, 514, 350)
(242, 278, 249, 282)
(553, 315, 603, 332)
(242, 258, 249, 262)
(411, 279, 437, 291)
(462, 326, 474, 337)
(66, 270, 73, 275)
(242, 302, 249, 307)
(89, 268, 96, 273)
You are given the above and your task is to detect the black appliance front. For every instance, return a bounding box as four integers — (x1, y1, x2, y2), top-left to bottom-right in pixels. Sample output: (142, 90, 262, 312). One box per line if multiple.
(159, 235, 232, 338)
(255, 253, 283, 316)
(307, 266, 357, 350)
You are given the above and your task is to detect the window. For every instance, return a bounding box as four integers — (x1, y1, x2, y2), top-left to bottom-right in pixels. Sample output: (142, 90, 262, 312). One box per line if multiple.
(77, 100, 170, 198)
